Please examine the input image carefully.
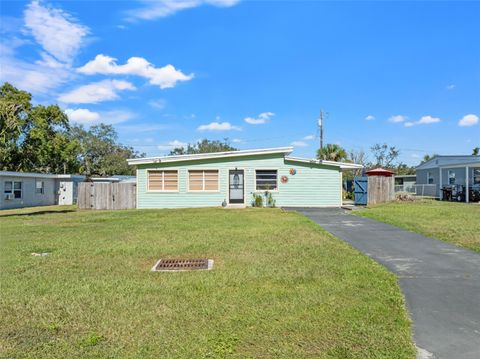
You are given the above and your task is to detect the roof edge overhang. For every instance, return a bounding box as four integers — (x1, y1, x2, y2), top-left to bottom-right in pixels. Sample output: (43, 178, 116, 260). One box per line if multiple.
(127, 147, 294, 166)
(285, 156, 363, 170)
(0, 171, 85, 179)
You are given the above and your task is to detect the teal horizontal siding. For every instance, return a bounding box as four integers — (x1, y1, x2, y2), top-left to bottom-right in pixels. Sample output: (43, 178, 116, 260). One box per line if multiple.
(136, 154, 341, 208)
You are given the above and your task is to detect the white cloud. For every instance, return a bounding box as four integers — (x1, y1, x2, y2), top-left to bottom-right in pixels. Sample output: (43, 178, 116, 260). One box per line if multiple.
(65, 108, 100, 124)
(291, 141, 308, 148)
(65, 108, 136, 125)
(0, 1, 89, 95)
(126, 0, 240, 21)
(78, 54, 193, 89)
(0, 47, 71, 93)
(197, 121, 241, 131)
(389, 115, 407, 123)
(149, 99, 167, 109)
(58, 79, 136, 104)
(303, 134, 315, 140)
(365, 115, 375, 121)
(117, 124, 170, 133)
(458, 114, 479, 127)
(100, 110, 137, 124)
(446, 84, 456, 90)
(157, 140, 188, 150)
(405, 115, 441, 128)
(232, 138, 243, 143)
(244, 112, 274, 125)
(24, 1, 89, 63)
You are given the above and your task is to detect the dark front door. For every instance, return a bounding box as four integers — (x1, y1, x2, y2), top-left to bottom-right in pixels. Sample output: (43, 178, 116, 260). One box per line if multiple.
(229, 169, 244, 204)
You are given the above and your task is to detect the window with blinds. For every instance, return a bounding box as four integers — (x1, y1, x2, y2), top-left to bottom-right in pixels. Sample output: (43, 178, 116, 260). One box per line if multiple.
(148, 170, 178, 191)
(188, 170, 219, 191)
(255, 170, 278, 190)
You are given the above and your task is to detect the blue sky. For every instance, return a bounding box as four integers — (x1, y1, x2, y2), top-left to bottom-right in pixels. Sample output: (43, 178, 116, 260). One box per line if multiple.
(1, 0, 479, 165)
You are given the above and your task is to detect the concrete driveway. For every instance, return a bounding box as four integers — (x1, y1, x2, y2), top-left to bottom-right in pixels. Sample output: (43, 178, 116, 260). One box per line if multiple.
(287, 207, 480, 359)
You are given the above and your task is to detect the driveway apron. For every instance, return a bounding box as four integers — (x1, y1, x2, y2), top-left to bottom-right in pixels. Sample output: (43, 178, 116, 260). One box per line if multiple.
(288, 207, 480, 359)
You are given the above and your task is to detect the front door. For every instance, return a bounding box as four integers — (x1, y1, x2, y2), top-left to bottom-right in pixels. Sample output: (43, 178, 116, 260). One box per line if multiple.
(229, 169, 244, 204)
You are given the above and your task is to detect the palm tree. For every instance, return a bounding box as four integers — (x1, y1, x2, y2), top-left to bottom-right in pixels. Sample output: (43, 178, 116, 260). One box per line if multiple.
(317, 144, 348, 162)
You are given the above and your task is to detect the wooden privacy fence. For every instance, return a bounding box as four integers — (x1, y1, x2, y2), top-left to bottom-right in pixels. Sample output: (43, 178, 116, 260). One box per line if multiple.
(78, 182, 136, 210)
(367, 176, 394, 205)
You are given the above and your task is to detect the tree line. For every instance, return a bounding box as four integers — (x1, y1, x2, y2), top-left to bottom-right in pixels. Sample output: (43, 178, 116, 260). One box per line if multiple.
(2, 82, 477, 177)
(0, 83, 144, 177)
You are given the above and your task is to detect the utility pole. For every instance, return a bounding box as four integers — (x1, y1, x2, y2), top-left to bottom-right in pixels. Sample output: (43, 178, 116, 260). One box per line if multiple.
(318, 110, 324, 153)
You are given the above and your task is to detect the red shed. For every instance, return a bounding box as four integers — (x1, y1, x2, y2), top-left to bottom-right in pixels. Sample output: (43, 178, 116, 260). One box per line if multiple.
(366, 168, 395, 177)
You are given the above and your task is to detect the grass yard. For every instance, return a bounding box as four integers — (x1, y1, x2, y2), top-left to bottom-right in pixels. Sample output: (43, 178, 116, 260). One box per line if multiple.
(0, 206, 414, 358)
(357, 200, 480, 253)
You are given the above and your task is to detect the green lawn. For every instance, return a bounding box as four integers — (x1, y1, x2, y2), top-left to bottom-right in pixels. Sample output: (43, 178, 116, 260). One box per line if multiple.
(0, 206, 414, 358)
(356, 200, 480, 253)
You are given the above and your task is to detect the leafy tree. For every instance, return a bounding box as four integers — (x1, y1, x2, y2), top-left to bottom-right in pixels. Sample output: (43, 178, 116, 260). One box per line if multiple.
(421, 153, 437, 164)
(20, 105, 80, 173)
(346, 149, 367, 178)
(473, 147, 479, 156)
(1, 83, 32, 170)
(169, 138, 237, 155)
(71, 124, 144, 177)
(316, 143, 348, 162)
(395, 163, 416, 175)
(0, 82, 78, 173)
(370, 143, 399, 168)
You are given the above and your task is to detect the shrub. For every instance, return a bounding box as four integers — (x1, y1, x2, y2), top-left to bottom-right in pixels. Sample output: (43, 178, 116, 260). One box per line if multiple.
(252, 193, 263, 207)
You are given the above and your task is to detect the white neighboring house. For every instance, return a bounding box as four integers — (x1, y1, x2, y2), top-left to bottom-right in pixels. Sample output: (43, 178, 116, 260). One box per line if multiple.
(0, 171, 85, 210)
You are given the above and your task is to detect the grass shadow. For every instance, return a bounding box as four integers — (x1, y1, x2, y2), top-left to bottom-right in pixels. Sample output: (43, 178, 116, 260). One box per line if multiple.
(0, 209, 76, 218)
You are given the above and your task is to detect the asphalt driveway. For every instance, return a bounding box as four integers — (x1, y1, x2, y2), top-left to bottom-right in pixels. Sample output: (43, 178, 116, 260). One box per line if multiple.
(287, 207, 480, 359)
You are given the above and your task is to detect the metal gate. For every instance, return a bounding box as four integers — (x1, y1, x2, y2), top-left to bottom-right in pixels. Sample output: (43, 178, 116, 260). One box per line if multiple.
(354, 176, 368, 205)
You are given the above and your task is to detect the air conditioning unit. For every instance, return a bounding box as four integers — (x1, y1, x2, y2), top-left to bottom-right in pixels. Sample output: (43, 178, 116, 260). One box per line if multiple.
(4, 193, 14, 200)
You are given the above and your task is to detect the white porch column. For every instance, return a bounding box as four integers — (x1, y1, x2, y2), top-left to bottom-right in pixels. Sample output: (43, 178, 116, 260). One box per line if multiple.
(439, 167, 443, 199)
(466, 166, 469, 203)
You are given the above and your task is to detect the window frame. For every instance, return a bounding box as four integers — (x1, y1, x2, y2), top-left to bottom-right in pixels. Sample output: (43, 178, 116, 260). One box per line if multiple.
(4, 181, 22, 199)
(448, 170, 456, 185)
(254, 169, 279, 192)
(187, 169, 220, 192)
(473, 168, 480, 185)
(35, 180, 45, 194)
(427, 172, 434, 185)
(146, 169, 179, 192)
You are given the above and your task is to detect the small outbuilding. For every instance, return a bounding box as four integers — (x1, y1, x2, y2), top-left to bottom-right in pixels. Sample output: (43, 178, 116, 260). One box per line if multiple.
(127, 147, 362, 209)
(0, 171, 85, 210)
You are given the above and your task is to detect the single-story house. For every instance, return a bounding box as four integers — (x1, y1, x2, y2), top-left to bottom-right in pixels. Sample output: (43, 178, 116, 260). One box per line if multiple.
(0, 171, 85, 210)
(127, 147, 362, 209)
(416, 155, 480, 202)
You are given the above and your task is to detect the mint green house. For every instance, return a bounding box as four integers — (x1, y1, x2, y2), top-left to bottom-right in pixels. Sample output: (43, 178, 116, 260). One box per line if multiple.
(127, 147, 361, 209)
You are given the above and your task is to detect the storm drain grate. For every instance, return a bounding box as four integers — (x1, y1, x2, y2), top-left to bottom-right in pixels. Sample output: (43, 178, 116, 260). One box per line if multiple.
(151, 258, 213, 272)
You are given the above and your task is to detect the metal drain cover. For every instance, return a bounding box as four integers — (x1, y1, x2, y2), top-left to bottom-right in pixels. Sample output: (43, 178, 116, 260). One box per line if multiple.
(151, 258, 213, 272)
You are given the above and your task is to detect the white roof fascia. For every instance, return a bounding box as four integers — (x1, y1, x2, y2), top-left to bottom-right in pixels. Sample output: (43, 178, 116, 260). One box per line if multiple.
(127, 147, 294, 165)
(0, 171, 84, 179)
(285, 156, 363, 169)
(438, 162, 480, 169)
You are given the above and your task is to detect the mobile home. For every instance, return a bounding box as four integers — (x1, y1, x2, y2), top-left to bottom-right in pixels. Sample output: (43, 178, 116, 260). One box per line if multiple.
(127, 147, 362, 209)
(0, 171, 85, 210)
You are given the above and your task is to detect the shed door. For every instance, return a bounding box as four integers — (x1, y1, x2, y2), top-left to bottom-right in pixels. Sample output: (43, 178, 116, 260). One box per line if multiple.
(354, 176, 368, 205)
(229, 170, 244, 204)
